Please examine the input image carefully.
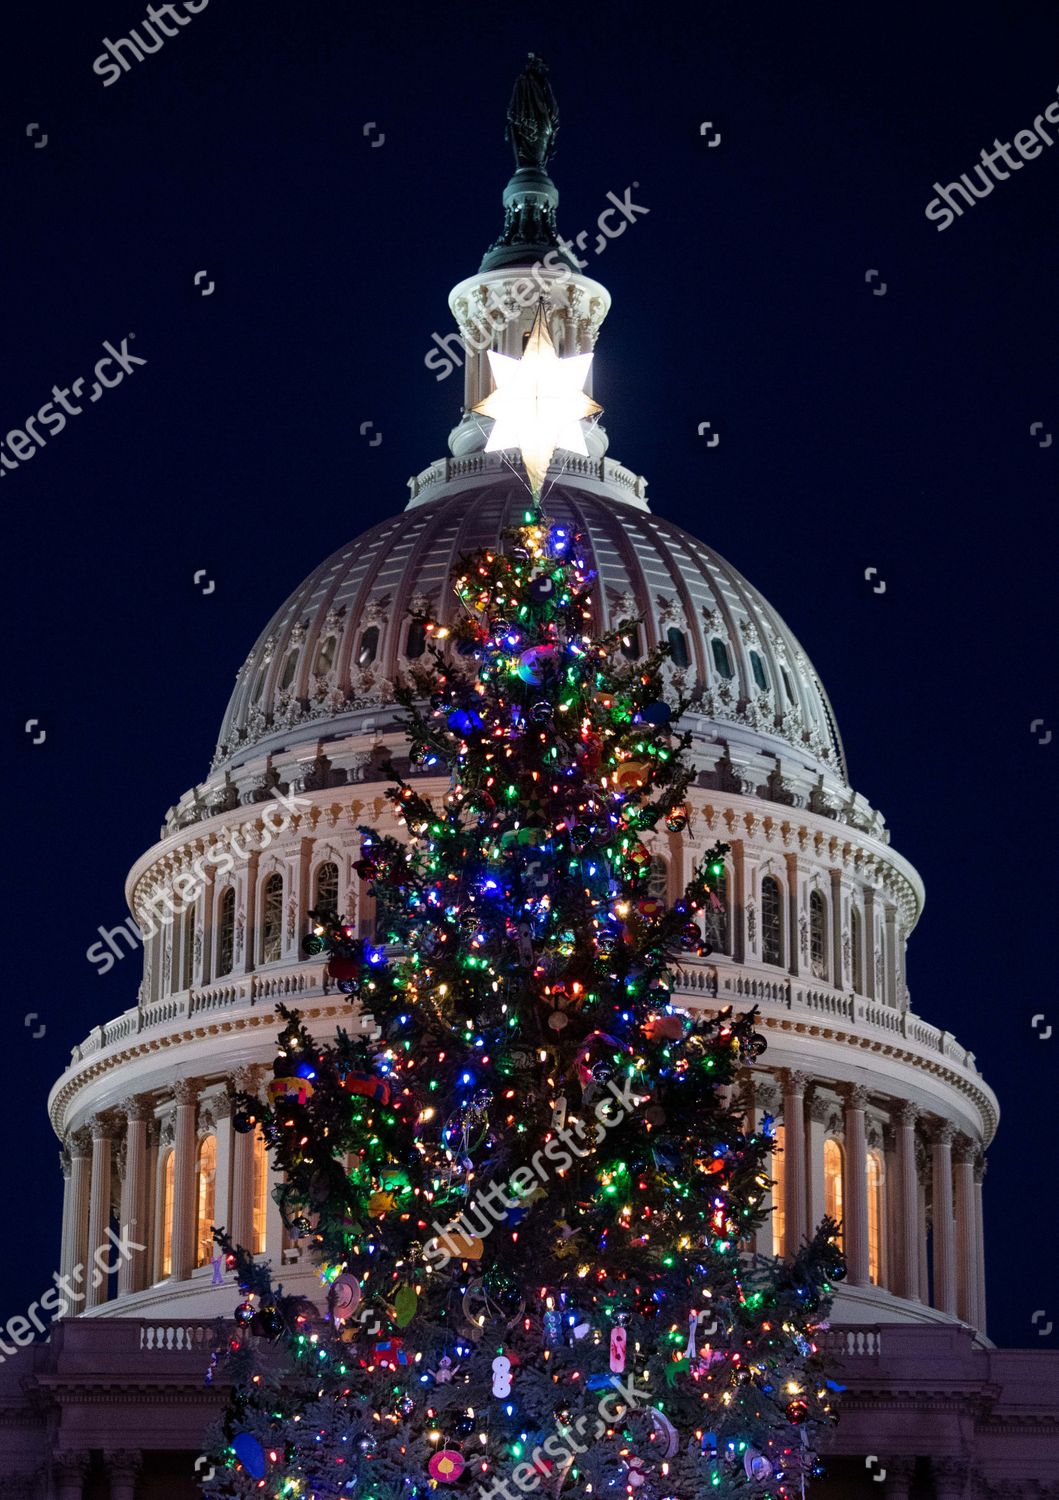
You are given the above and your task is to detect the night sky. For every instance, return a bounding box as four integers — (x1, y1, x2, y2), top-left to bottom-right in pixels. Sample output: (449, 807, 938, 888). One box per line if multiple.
(4, 2, 1056, 1352)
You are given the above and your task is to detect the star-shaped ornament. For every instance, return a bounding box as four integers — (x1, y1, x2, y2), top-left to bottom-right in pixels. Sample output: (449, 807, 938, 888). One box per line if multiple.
(472, 303, 602, 495)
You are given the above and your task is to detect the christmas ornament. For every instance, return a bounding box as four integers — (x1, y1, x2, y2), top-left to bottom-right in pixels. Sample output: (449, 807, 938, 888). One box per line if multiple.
(491, 1353, 513, 1397)
(609, 1324, 627, 1373)
(231, 1433, 266, 1480)
(429, 1450, 466, 1483)
(267, 1076, 314, 1107)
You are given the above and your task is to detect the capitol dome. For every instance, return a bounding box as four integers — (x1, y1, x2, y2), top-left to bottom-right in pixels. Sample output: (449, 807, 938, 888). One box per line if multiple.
(46, 61, 995, 1382)
(213, 480, 846, 787)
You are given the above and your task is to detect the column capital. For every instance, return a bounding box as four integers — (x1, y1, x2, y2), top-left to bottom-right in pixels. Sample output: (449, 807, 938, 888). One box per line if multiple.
(896, 1100, 919, 1127)
(119, 1095, 151, 1123)
(842, 1082, 869, 1111)
(103, 1450, 143, 1479)
(807, 1090, 831, 1124)
(974, 1153, 988, 1183)
(231, 1064, 267, 1096)
(88, 1113, 117, 1141)
(953, 1134, 977, 1165)
(172, 1078, 200, 1107)
(59, 1147, 72, 1179)
(781, 1068, 810, 1093)
(54, 1451, 92, 1478)
(931, 1121, 956, 1148)
(68, 1126, 92, 1158)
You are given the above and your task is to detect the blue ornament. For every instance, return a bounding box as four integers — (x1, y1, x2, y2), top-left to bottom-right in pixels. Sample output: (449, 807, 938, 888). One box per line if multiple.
(640, 701, 671, 725)
(448, 706, 485, 735)
(232, 1432, 266, 1479)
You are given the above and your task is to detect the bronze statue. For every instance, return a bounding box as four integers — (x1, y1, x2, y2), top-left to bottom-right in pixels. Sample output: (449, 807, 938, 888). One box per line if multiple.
(506, 53, 559, 170)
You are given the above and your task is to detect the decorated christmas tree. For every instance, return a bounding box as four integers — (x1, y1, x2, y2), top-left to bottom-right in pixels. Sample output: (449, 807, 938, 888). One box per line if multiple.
(202, 484, 845, 1499)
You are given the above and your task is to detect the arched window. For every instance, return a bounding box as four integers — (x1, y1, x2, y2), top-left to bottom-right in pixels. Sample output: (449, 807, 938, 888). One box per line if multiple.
(260, 873, 283, 964)
(761, 876, 783, 966)
(780, 667, 795, 704)
(181, 905, 195, 991)
(711, 638, 734, 679)
(666, 626, 690, 669)
(161, 1150, 175, 1277)
(850, 906, 863, 993)
(216, 887, 235, 978)
(750, 649, 769, 692)
(314, 861, 339, 916)
(196, 1136, 217, 1267)
(771, 1122, 786, 1256)
(703, 865, 729, 956)
(823, 1138, 844, 1251)
(867, 1149, 885, 1285)
(406, 619, 428, 658)
(252, 1133, 268, 1255)
(357, 626, 380, 668)
(620, 624, 642, 660)
(809, 890, 828, 981)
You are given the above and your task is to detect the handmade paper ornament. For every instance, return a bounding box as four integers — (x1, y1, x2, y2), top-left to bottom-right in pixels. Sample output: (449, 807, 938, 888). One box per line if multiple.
(491, 1353, 513, 1397)
(636, 897, 666, 919)
(609, 1324, 627, 1373)
(328, 1274, 361, 1322)
(684, 1310, 700, 1360)
(441, 1230, 485, 1261)
(373, 1337, 407, 1368)
(429, 1451, 466, 1484)
(232, 1433, 267, 1480)
(394, 1285, 418, 1327)
(267, 1076, 314, 1107)
(645, 1012, 685, 1042)
(515, 921, 535, 967)
(339, 1072, 392, 1107)
(744, 1450, 774, 1481)
(367, 1190, 396, 1216)
(543, 1309, 562, 1348)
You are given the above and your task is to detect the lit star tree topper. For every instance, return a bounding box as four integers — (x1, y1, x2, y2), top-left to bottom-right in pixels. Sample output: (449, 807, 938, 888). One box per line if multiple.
(472, 301, 602, 495)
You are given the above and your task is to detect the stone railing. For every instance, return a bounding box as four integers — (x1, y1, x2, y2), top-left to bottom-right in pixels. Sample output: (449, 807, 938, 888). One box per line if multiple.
(138, 1320, 219, 1353)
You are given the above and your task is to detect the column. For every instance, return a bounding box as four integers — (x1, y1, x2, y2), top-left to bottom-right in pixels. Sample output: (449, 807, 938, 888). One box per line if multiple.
(230, 1067, 263, 1248)
(239, 849, 261, 976)
(53, 1453, 91, 1500)
(213, 1093, 234, 1241)
(895, 1102, 919, 1301)
(883, 1125, 899, 1292)
(104, 1450, 142, 1500)
(58, 1150, 72, 1284)
(61, 1130, 92, 1285)
(881, 1457, 915, 1500)
(932, 1457, 969, 1500)
(197, 869, 215, 986)
(974, 1155, 988, 1335)
(863, 890, 876, 1001)
(953, 1138, 978, 1326)
(883, 904, 898, 1007)
(85, 1116, 115, 1310)
(117, 1098, 149, 1296)
(916, 1149, 930, 1304)
(931, 1123, 957, 1315)
(168, 1080, 199, 1281)
(784, 854, 804, 978)
(829, 871, 844, 987)
(781, 1071, 808, 1252)
(730, 840, 746, 963)
(806, 1093, 828, 1231)
(145, 1120, 160, 1283)
(842, 1084, 870, 1286)
(743, 1073, 779, 1256)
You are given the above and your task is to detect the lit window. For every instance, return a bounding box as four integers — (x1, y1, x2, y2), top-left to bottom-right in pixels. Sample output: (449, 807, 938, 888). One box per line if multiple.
(260, 874, 283, 964)
(252, 1133, 268, 1255)
(666, 626, 690, 669)
(809, 890, 828, 981)
(867, 1149, 884, 1285)
(711, 638, 734, 679)
(216, 887, 235, 978)
(314, 861, 339, 915)
(406, 620, 428, 658)
(761, 876, 783, 966)
(196, 1136, 217, 1268)
(750, 650, 769, 692)
(851, 907, 863, 993)
(824, 1138, 844, 1251)
(771, 1122, 786, 1256)
(161, 1150, 174, 1277)
(357, 626, 380, 667)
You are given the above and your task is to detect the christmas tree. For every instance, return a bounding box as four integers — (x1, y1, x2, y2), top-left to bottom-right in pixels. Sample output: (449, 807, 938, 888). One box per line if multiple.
(203, 503, 844, 1500)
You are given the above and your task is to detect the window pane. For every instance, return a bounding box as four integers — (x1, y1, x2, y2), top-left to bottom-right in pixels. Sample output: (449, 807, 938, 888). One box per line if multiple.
(750, 650, 769, 692)
(867, 1151, 883, 1285)
(182, 907, 195, 991)
(703, 867, 728, 956)
(162, 1152, 174, 1277)
(280, 649, 299, 690)
(851, 908, 863, 993)
(824, 1138, 844, 1251)
(261, 874, 283, 964)
(620, 624, 641, 660)
(217, 888, 235, 977)
(315, 635, 337, 674)
(406, 620, 428, 658)
(315, 861, 339, 916)
(252, 1134, 268, 1255)
(711, 638, 734, 679)
(810, 891, 828, 980)
(666, 626, 690, 669)
(358, 625, 380, 667)
(762, 877, 782, 966)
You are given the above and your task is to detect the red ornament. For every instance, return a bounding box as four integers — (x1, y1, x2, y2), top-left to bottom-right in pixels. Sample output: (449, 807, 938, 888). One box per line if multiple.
(340, 1072, 392, 1107)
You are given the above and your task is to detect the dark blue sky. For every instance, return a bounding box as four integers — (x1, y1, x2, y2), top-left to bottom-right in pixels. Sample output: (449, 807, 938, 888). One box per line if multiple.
(3, 2, 1056, 1349)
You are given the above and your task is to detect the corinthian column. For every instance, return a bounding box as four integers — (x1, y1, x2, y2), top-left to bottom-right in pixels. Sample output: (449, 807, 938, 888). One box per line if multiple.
(842, 1084, 871, 1286)
(953, 1138, 978, 1326)
(931, 1123, 957, 1315)
(62, 1130, 92, 1284)
(229, 1067, 264, 1250)
(84, 1116, 116, 1310)
(104, 1450, 142, 1500)
(168, 1080, 199, 1281)
(117, 1098, 149, 1296)
(974, 1155, 988, 1335)
(781, 1071, 808, 1252)
(895, 1102, 919, 1301)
